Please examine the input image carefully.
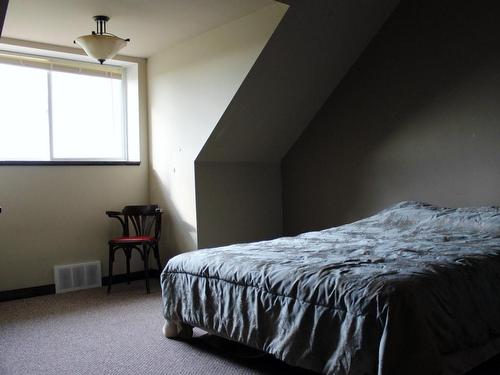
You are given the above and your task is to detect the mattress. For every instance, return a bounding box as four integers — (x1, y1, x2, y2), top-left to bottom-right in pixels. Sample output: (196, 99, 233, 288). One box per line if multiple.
(161, 201, 500, 375)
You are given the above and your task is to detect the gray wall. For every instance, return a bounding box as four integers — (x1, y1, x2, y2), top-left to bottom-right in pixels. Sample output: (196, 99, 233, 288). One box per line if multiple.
(196, 0, 398, 247)
(282, 0, 500, 235)
(196, 162, 282, 249)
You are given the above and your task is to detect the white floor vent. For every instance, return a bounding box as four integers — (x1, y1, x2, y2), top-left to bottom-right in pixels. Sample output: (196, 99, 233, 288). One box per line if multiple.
(54, 261, 102, 294)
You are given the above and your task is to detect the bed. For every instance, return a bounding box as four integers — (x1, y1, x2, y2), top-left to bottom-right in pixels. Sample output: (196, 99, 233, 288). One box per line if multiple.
(160, 201, 500, 375)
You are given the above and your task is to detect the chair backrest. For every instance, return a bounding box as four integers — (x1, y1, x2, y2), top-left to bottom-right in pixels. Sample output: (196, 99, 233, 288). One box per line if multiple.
(122, 205, 161, 239)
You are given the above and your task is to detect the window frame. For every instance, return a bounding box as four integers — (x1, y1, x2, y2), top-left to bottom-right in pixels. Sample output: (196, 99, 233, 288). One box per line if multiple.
(0, 48, 140, 166)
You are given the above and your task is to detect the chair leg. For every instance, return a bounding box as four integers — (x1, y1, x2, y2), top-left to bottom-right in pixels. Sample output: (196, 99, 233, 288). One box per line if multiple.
(153, 244, 162, 272)
(144, 244, 150, 294)
(107, 245, 114, 294)
(125, 248, 132, 285)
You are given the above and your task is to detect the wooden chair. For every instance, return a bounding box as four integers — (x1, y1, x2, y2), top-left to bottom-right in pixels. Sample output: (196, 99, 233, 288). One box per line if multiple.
(106, 205, 163, 294)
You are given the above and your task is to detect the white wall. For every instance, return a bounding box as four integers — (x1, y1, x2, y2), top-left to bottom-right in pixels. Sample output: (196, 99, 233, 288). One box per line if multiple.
(147, 4, 287, 257)
(0, 62, 149, 291)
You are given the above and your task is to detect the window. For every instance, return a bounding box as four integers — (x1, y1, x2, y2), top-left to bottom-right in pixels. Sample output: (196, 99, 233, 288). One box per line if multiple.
(0, 51, 134, 163)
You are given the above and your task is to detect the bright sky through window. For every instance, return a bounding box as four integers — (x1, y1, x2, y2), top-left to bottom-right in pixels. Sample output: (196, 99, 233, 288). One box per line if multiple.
(0, 58, 126, 162)
(0, 64, 50, 160)
(51, 72, 124, 159)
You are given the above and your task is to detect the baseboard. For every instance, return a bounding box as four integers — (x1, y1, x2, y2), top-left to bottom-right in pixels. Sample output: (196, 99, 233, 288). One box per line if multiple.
(0, 270, 161, 302)
(0, 284, 56, 302)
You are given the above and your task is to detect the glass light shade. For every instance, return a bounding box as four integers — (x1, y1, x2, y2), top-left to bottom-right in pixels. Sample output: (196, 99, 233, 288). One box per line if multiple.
(75, 34, 128, 63)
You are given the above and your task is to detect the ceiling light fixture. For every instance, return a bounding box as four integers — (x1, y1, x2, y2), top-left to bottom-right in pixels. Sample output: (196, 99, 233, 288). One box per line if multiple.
(74, 15, 130, 64)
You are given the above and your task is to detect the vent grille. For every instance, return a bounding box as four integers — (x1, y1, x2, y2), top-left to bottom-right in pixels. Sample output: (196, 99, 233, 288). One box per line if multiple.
(54, 261, 102, 294)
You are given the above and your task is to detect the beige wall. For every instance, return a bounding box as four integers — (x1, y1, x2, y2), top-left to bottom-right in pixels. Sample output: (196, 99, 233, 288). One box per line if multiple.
(282, 0, 500, 235)
(0, 62, 149, 291)
(147, 4, 287, 257)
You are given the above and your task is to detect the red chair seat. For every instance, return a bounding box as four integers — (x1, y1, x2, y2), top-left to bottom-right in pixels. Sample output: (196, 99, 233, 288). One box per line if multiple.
(110, 235, 156, 244)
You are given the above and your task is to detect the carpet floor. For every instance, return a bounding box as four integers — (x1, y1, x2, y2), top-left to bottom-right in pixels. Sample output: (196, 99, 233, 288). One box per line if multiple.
(1, 280, 500, 375)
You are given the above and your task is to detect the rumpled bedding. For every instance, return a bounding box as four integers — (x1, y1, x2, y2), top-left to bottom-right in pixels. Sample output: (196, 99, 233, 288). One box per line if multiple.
(161, 201, 500, 375)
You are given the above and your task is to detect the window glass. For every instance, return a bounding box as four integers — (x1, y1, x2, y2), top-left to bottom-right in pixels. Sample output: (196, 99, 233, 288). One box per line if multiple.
(0, 64, 50, 160)
(51, 72, 124, 159)
(0, 53, 129, 163)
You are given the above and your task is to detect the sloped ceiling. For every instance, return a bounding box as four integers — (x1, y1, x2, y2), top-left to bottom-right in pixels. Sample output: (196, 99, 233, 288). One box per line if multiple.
(1, 0, 275, 57)
(0, 0, 8, 37)
(197, 0, 400, 163)
(195, 0, 400, 248)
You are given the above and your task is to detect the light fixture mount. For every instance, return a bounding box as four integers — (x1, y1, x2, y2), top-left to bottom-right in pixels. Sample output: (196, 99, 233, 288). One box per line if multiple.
(74, 15, 130, 64)
(93, 15, 110, 35)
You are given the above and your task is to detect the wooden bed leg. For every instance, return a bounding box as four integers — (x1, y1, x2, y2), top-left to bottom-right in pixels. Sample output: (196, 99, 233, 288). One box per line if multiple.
(162, 321, 178, 338)
(162, 320, 193, 339)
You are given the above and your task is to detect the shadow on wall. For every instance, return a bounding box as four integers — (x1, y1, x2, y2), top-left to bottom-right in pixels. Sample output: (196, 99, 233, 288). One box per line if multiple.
(282, 0, 500, 235)
(195, 161, 283, 249)
(150, 169, 197, 260)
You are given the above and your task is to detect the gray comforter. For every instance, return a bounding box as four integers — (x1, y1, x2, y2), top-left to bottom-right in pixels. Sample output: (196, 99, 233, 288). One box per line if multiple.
(161, 201, 500, 375)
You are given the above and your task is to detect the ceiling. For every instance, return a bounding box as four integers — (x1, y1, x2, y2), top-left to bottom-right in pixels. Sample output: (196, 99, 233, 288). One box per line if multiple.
(2, 0, 275, 58)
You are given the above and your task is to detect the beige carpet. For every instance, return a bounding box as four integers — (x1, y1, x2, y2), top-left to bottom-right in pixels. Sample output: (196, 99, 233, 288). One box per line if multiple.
(0, 281, 309, 375)
(0, 281, 499, 375)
